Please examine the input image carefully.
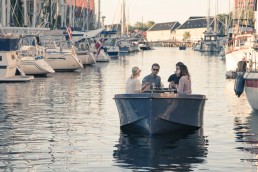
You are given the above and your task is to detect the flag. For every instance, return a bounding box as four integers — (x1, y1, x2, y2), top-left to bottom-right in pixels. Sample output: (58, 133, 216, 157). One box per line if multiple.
(66, 26, 72, 41)
(95, 38, 104, 56)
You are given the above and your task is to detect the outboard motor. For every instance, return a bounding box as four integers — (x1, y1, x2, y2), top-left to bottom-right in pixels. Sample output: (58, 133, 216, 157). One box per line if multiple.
(234, 74, 245, 97)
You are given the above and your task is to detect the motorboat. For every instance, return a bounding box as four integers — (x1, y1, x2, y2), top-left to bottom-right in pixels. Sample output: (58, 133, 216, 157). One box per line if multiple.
(114, 90, 207, 135)
(74, 38, 96, 65)
(41, 30, 83, 71)
(102, 38, 120, 58)
(179, 44, 186, 50)
(199, 30, 224, 53)
(17, 35, 55, 75)
(0, 34, 33, 82)
(138, 39, 152, 50)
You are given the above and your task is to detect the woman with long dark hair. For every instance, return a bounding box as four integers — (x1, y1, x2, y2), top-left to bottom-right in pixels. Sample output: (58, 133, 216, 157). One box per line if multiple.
(177, 64, 192, 94)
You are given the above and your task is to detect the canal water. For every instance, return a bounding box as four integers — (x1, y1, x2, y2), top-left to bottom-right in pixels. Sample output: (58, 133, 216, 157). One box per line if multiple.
(0, 47, 257, 171)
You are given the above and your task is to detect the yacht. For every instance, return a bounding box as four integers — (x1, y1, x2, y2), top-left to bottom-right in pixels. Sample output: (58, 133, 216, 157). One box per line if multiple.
(138, 39, 152, 50)
(0, 34, 33, 82)
(40, 33, 83, 71)
(17, 35, 55, 75)
(74, 38, 96, 65)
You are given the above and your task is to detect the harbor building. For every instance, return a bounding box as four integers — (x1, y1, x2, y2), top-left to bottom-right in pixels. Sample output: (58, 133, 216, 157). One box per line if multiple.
(176, 17, 210, 41)
(146, 22, 181, 42)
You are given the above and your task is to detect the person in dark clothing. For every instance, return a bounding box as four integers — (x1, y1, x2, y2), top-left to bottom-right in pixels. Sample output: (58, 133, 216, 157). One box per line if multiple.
(237, 59, 247, 72)
(168, 62, 184, 89)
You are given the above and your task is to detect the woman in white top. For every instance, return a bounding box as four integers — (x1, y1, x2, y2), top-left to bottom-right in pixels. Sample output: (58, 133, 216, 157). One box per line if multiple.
(126, 66, 142, 94)
(177, 64, 192, 94)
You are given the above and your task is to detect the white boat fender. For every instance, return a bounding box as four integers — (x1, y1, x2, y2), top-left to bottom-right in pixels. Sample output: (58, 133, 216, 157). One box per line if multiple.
(234, 73, 245, 97)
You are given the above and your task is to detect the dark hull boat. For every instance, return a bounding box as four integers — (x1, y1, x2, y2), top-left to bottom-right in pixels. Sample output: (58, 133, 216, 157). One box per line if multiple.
(114, 92, 207, 135)
(179, 46, 186, 50)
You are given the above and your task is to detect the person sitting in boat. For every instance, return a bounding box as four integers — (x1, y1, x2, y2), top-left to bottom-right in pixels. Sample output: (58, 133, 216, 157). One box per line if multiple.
(236, 58, 247, 72)
(167, 62, 184, 89)
(126, 66, 148, 94)
(177, 64, 192, 94)
(142, 63, 161, 89)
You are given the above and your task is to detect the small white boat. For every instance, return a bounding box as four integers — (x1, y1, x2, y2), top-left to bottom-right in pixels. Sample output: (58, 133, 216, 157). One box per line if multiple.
(17, 35, 55, 75)
(41, 30, 83, 71)
(43, 39, 83, 71)
(74, 39, 96, 65)
(0, 35, 33, 82)
(138, 39, 152, 50)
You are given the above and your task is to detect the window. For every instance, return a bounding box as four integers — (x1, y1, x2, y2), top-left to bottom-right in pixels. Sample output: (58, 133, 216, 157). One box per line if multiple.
(0, 56, 2, 61)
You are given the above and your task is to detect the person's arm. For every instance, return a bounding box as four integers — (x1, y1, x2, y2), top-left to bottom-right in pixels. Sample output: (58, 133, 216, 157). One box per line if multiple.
(158, 76, 162, 87)
(135, 80, 142, 93)
(177, 77, 185, 94)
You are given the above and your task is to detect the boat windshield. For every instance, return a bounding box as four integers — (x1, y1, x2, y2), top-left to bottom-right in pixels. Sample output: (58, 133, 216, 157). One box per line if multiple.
(0, 38, 20, 51)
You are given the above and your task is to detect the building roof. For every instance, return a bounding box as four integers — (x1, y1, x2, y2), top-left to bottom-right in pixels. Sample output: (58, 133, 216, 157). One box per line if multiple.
(148, 22, 181, 31)
(177, 17, 214, 30)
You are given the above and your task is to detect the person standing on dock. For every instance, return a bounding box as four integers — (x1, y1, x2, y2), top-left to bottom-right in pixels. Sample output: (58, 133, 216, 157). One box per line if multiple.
(168, 62, 184, 89)
(142, 63, 161, 89)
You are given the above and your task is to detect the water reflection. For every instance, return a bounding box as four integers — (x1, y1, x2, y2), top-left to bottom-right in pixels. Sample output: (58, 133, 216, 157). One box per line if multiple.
(113, 130, 208, 171)
(234, 110, 258, 168)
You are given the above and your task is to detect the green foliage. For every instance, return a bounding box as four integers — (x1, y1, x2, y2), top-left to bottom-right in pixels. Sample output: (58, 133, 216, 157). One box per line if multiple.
(183, 31, 191, 41)
(131, 21, 155, 31)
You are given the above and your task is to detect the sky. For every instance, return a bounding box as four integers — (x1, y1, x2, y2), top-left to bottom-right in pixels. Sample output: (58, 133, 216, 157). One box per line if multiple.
(100, 0, 234, 25)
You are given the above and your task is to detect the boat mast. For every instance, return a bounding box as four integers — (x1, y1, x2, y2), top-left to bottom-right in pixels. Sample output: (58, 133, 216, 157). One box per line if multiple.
(69, 0, 72, 26)
(33, 0, 37, 27)
(24, 0, 27, 26)
(207, 0, 210, 31)
(98, 0, 101, 28)
(87, 0, 90, 31)
(254, 0, 258, 34)
(214, 0, 218, 33)
(72, 0, 75, 28)
(7, 0, 10, 26)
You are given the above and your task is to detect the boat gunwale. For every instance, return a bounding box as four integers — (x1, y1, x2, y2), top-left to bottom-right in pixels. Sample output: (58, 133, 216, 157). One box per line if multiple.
(114, 93, 207, 100)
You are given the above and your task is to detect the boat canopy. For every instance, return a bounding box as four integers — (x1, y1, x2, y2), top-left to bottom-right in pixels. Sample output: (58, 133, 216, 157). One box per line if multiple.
(0, 38, 20, 51)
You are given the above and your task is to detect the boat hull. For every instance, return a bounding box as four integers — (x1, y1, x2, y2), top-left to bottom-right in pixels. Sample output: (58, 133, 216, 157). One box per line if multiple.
(179, 46, 186, 50)
(114, 93, 206, 135)
(18, 58, 55, 75)
(77, 51, 96, 65)
(46, 52, 83, 71)
(244, 72, 258, 110)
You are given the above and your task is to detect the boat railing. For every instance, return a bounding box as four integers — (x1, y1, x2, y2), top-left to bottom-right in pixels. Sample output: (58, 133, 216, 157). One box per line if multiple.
(143, 88, 176, 94)
(245, 49, 258, 72)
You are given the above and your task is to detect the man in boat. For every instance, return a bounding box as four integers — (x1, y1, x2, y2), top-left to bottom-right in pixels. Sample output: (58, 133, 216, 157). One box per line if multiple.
(142, 63, 161, 90)
(167, 62, 184, 89)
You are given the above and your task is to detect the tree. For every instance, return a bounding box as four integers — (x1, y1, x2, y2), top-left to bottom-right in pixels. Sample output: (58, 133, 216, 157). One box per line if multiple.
(132, 21, 155, 31)
(146, 21, 155, 29)
(183, 31, 191, 41)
